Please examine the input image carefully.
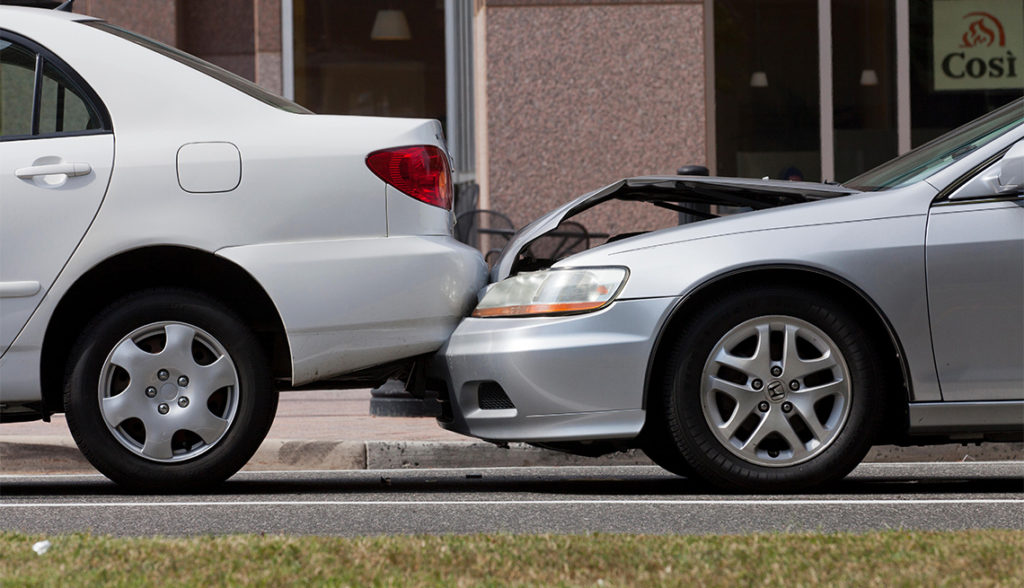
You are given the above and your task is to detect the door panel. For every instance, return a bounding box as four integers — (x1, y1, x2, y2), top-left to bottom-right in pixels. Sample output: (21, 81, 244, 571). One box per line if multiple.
(0, 35, 114, 357)
(926, 200, 1024, 401)
(0, 134, 114, 355)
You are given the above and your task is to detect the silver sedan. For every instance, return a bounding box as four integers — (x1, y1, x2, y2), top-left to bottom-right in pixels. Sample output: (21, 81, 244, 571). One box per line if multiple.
(437, 98, 1024, 492)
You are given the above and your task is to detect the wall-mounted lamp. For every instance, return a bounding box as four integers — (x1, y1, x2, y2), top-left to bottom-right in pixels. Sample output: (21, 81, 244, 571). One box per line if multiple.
(749, 71, 769, 88)
(859, 5, 878, 87)
(371, 9, 411, 41)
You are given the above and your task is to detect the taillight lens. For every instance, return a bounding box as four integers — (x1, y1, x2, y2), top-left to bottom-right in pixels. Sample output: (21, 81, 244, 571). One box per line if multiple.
(366, 145, 452, 210)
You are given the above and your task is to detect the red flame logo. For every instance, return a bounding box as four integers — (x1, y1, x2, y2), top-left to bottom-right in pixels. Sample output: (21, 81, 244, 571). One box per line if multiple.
(960, 11, 1006, 48)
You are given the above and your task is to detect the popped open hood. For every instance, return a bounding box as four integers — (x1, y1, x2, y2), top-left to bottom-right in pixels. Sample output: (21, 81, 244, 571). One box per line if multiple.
(492, 175, 857, 280)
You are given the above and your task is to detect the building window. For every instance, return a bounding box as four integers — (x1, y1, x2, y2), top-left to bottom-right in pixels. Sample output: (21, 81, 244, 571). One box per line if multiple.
(714, 0, 821, 181)
(713, 0, 1021, 183)
(909, 0, 1023, 147)
(291, 0, 447, 126)
(832, 0, 898, 182)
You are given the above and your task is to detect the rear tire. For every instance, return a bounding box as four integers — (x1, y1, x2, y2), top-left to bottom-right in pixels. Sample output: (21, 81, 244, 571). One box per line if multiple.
(64, 289, 277, 491)
(658, 286, 885, 492)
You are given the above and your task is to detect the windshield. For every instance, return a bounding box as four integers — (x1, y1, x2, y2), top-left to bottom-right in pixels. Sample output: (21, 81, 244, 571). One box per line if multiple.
(85, 22, 312, 115)
(844, 98, 1023, 191)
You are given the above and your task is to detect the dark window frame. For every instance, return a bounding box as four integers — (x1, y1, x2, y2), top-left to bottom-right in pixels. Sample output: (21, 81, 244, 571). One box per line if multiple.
(0, 29, 112, 142)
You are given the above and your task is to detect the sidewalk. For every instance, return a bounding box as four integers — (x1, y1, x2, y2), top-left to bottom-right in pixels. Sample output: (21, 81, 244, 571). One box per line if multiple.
(1, 389, 1021, 475)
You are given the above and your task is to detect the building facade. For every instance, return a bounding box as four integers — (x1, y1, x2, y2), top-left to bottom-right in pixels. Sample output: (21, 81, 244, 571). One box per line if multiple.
(18, 0, 1023, 234)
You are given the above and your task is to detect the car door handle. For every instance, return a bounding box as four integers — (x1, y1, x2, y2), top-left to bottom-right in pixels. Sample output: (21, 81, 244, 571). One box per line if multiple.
(0, 281, 41, 298)
(15, 162, 92, 179)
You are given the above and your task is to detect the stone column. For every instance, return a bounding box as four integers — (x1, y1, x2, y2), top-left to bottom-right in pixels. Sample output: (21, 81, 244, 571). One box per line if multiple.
(254, 0, 283, 95)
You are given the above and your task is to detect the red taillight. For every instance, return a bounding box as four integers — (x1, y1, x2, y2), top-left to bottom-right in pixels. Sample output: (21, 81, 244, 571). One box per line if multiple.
(366, 145, 452, 210)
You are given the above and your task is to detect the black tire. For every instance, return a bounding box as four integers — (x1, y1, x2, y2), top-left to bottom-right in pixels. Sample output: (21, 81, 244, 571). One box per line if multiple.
(640, 409, 696, 479)
(64, 289, 277, 491)
(641, 437, 696, 479)
(659, 286, 885, 492)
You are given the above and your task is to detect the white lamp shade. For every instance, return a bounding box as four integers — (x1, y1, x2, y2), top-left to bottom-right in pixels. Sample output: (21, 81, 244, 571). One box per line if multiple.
(859, 69, 879, 86)
(371, 9, 411, 41)
(749, 71, 768, 88)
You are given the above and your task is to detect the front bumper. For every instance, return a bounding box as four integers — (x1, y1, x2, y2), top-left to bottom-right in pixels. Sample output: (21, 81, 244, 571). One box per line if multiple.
(436, 296, 676, 442)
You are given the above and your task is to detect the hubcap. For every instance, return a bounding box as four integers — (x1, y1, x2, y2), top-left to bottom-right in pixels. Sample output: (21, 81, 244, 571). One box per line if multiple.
(97, 321, 240, 463)
(700, 315, 852, 467)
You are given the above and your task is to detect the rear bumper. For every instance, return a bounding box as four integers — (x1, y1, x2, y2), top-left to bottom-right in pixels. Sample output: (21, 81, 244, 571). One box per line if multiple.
(435, 296, 676, 442)
(219, 235, 486, 385)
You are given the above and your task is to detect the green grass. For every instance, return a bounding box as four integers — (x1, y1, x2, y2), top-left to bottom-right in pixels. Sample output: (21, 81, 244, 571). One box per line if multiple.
(1, 530, 1022, 587)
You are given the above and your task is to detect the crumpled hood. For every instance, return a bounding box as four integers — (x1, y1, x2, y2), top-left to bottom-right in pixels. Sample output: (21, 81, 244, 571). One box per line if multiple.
(492, 176, 857, 280)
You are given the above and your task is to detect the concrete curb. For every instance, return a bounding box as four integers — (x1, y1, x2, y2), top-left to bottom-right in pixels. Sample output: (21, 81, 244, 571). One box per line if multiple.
(250, 440, 1024, 470)
(1, 436, 1021, 475)
(364, 441, 653, 470)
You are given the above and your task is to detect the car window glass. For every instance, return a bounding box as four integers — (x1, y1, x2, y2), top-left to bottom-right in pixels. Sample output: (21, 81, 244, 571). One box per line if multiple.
(38, 60, 100, 134)
(0, 40, 36, 137)
(843, 98, 1023, 192)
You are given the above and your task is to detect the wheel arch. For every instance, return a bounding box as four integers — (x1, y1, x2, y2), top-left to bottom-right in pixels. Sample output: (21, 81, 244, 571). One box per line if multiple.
(41, 245, 291, 413)
(642, 265, 911, 444)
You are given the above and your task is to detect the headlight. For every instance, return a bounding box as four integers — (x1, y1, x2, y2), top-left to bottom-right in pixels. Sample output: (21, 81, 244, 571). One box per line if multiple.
(472, 267, 628, 318)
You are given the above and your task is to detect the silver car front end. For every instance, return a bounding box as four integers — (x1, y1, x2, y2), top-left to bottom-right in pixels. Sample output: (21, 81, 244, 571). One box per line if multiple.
(437, 295, 675, 441)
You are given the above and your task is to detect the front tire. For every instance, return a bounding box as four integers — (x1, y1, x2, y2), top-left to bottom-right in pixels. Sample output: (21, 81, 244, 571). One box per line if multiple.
(64, 289, 277, 491)
(659, 287, 885, 492)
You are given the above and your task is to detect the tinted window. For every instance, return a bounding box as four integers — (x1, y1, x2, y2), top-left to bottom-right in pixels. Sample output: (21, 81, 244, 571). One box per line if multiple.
(0, 40, 35, 136)
(39, 60, 101, 134)
(0, 36, 106, 139)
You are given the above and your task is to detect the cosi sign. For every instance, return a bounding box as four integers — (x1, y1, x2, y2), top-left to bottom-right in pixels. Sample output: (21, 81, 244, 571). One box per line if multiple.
(933, 0, 1023, 91)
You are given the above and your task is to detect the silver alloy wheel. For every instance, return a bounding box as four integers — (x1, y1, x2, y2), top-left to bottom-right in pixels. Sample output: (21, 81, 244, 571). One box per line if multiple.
(97, 321, 240, 462)
(700, 315, 852, 467)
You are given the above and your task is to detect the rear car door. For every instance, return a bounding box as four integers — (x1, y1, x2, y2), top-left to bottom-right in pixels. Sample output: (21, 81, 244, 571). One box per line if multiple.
(0, 32, 114, 355)
(925, 140, 1024, 401)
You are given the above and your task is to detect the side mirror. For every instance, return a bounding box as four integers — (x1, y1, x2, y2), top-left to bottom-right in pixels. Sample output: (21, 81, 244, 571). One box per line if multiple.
(949, 140, 1024, 200)
(994, 141, 1024, 195)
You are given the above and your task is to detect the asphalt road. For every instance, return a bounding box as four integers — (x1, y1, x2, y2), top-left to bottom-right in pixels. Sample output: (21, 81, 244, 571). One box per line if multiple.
(1, 463, 1022, 536)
